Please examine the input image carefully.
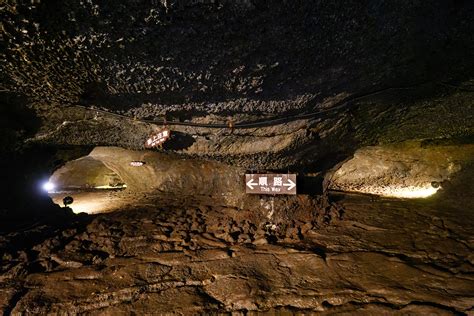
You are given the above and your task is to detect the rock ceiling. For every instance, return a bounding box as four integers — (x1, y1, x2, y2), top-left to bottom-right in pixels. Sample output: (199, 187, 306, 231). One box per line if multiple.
(2, 0, 473, 169)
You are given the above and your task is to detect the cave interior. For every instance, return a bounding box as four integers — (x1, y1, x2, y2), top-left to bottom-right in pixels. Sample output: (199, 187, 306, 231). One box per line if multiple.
(1, 0, 474, 314)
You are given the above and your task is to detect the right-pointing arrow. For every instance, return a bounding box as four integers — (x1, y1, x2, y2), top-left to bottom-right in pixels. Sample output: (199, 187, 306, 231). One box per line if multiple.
(246, 178, 257, 190)
(283, 179, 296, 191)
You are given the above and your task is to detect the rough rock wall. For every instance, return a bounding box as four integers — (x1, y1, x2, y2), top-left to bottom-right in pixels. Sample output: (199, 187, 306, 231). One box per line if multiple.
(49, 156, 124, 189)
(3, 0, 473, 108)
(2, 0, 474, 169)
(327, 142, 474, 197)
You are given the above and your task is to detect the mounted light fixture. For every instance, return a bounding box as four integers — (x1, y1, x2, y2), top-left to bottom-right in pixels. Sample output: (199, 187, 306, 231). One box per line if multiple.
(42, 181, 55, 192)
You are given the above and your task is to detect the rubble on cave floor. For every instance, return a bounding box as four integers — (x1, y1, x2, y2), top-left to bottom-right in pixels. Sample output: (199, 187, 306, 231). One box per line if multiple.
(1, 191, 472, 314)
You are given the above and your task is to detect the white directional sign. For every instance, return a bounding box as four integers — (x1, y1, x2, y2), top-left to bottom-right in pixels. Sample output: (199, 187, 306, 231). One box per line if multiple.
(245, 174, 297, 195)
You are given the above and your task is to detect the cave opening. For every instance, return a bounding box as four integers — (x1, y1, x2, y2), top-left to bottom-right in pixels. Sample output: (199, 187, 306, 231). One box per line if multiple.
(45, 155, 127, 214)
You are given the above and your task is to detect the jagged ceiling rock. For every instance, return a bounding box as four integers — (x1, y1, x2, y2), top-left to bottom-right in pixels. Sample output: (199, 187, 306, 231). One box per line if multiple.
(2, 0, 474, 169)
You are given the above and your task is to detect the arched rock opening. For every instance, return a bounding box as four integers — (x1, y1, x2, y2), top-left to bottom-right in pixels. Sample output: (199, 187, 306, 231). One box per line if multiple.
(49, 156, 126, 191)
(47, 146, 250, 213)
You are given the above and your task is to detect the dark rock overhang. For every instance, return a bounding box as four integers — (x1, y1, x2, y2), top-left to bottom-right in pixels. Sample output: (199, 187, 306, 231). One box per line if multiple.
(1, 0, 474, 170)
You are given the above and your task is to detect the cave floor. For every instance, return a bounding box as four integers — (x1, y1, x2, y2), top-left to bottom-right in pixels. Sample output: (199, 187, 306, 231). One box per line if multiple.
(1, 192, 473, 315)
(49, 190, 135, 215)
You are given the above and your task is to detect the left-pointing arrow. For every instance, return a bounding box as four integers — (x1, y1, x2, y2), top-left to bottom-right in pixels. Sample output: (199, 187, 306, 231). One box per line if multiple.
(283, 179, 296, 191)
(246, 178, 257, 190)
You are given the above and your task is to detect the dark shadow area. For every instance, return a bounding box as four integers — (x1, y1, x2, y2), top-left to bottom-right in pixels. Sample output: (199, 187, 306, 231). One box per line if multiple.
(80, 81, 110, 105)
(162, 131, 196, 150)
(0, 143, 91, 232)
(431, 162, 474, 219)
(296, 175, 324, 196)
(0, 93, 93, 233)
(0, 93, 41, 153)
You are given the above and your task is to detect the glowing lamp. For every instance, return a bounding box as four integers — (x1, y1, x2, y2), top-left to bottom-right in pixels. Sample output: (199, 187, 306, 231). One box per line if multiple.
(42, 181, 55, 192)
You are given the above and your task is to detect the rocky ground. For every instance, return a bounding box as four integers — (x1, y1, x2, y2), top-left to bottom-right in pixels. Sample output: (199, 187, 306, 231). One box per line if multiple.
(1, 183, 473, 314)
(1, 146, 473, 314)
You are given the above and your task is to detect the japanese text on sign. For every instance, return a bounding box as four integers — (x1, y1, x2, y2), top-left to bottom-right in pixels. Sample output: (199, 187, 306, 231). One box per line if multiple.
(145, 128, 170, 148)
(245, 174, 297, 195)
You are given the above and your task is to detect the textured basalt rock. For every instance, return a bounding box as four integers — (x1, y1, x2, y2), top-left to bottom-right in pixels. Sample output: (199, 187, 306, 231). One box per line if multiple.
(1, 174, 473, 314)
(327, 141, 474, 197)
(2, 0, 474, 169)
(1, 1, 474, 314)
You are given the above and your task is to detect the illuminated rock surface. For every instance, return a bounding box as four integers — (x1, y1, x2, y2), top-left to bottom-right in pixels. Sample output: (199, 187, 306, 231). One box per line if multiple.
(328, 142, 474, 198)
(1, 0, 474, 314)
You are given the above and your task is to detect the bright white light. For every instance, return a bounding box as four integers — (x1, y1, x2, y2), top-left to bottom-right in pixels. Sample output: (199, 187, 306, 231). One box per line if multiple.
(130, 161, 144, 167)
(94, 184, 127, 189)
(42, 181, 55, 192)
(352, 184, 440, 199)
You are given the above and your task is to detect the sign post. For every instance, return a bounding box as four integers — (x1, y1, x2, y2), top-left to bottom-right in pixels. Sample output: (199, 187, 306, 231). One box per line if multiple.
(144, 128, 170, 148)
(245, 174, 297, 195)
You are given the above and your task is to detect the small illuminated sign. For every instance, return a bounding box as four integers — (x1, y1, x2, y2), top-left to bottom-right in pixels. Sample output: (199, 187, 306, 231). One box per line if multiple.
(145, 128, 170, 148)
(245, 174, 297, 195)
